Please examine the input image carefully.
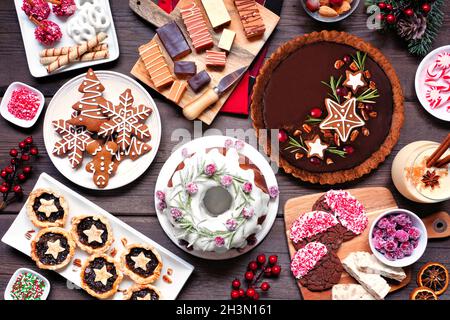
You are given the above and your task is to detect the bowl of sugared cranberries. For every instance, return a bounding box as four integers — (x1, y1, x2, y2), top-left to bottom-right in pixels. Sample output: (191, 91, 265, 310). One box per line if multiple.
(369, 209, 427, 267)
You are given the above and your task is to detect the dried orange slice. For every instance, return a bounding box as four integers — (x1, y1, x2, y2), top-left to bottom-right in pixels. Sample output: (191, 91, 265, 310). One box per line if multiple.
(410, 287, 438, 300)
(417, 262, 449, 295)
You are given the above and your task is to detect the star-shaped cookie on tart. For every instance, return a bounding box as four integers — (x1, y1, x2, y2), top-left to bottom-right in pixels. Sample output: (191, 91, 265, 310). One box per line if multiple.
(27, 188, 69, 228)
(71, 215, 113, 254)
(120, 243, 163, 284)
(343, 70, 366, 93)
(123, 284, 162, 300)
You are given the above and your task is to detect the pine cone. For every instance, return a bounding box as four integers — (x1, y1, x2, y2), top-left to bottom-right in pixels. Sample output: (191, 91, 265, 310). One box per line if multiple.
(397, 13, 428, 41)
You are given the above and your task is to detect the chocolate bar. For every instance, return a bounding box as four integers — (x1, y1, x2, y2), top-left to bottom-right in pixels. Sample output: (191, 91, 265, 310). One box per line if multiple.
(168, 80, 188, 104)
(201, 0, 231, 29)
(174, 61, 197, 76)
(218, 29, 235, 52)
(234, 0, 266, 38)
(206, 50, 227, 67)
(188, 70, 211, 93)
(156, 22, 191, 60)
(180, 1, 214, 52)
(139, 40, 174, 89)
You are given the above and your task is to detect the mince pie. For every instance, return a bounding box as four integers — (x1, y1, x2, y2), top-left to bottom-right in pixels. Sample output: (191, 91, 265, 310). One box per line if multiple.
(27, 188, 69, 228)
(80, 254, 123, 299)
(120, 243, 162, 284)
(71, 215, 113, 254)
(123, 284, 162, 301)
(31, 227, 76, 270)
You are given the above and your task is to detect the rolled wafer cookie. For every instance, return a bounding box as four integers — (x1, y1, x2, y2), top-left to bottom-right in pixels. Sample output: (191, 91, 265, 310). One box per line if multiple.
(40, 43, 108, 57)
(41, 50, 110, 65)
(47, 32, 108, 73)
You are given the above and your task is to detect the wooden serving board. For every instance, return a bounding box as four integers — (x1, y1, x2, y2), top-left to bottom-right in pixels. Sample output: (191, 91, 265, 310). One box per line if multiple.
(284, 187, 409, 300)
(129, 0, 280, 125)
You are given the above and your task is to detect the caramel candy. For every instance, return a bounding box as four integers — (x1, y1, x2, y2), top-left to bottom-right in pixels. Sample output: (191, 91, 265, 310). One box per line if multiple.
(201, 0, 231, 29)
(206, 50, 227, 67)
(174, 61, 197, 76)
(156, 22, 191, 60)
(234, 0, 266, 38)
(139, 40, 174, 89)
(168, 80, 188, 104)
(180, 1, 214, 52)
(188, 70, 211, 93)
(218, 28, 236, 52)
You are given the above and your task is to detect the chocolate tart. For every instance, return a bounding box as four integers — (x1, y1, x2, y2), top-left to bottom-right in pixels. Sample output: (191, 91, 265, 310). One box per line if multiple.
(30, 227, 76, 270)
(80, 254, 123, 299)
(70, 215, 113, 254)
(251, 31, 404, 184)
(122, 284, 162, 300)
(27, 188, 68, 228)
(120, 244, 162, 284)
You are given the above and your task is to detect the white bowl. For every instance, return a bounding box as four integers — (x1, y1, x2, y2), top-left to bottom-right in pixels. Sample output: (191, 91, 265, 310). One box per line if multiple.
(415, 45, 450, 122)
(300, 0, 361, 23)
(0, 82, 45, 128)
(369, 209, 428, 268)
(4, 268, 50, 300)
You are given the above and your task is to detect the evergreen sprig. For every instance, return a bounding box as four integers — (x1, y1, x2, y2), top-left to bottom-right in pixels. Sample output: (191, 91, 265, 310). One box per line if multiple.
(321, 76, 343, 103)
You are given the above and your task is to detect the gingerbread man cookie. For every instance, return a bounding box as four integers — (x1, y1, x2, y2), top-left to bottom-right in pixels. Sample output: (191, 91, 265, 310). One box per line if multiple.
(86, 141, 118, 188)
(68, 68, 111, 132)
(53, 120, 97, 168)
(98, 89, 152, 151)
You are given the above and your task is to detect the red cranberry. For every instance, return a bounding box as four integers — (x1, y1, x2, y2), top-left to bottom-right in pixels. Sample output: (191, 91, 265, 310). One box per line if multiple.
(343, 146, 355, 154)
(23, 166, 32, 174)
(336, 87, 348, 97)
(257, 254, 266, 265)
(18, 173, 27, 181)
(232, 279, 241, 289)
(10, 158, 17, 165)
(1, 170, 7, 178)
(404, 8, 414, 16)
(261, 282, 270, 291)
(9, 149, 18, 157)
(264, 267, 272, 277)
(30, 147, 39, 156)
(239, 289, 245, 297)
(253, 292, 260, 301)
(231, 290, 240, 299)
(5, 166, 14, 174)
(245, 271, 254, 282)
(2, 182, 8, 187)
(386, 3, 393, 11)
(378, 2, 386, 9)
(25, 136, 33, 145)
(278, 130, 288, 143)
(271, 265, 281, 277)
(310, 108, 322, 118)
(13, 185, 22, 194)
(18, 141, 26, 149)
(269, 255, 278, 265)
(21, 154, 30, 161)
(246, 288, 256, 298)
(386, 14, 396, 24)
(248, 261, 258, 271)
(422, 3, 431, 13)
(310, 157, 321, 165)
(0, 186, 8, 193)
(343, 55, 352, 64)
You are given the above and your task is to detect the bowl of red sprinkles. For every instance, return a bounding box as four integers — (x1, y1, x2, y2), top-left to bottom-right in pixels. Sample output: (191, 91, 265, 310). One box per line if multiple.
(0, 82, 45, 128)
(5, 268, 50, 300)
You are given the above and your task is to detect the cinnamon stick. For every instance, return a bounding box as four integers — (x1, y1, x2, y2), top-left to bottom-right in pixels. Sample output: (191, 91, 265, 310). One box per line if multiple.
(427, 133, 450, 168)
(435, 155, 450, 168)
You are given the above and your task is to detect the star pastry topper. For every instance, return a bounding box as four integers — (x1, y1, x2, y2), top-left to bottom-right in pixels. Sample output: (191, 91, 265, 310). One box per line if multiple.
(305, 135, 328, 159)
(45, 239, 65, 259)
(131, 252, 151, 271)
(94, 265, 113, 286)
(83, 225, 104, 244)
(343, 70, 366, 93)
(319, 98, 365, 143)
(38, 199, 58, 218)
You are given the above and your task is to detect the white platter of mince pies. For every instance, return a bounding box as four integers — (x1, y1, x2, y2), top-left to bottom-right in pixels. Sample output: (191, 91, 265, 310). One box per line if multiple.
(1, 172, 194, 300)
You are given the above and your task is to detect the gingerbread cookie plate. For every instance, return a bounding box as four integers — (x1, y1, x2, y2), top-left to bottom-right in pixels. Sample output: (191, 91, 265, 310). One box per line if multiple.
(2, 173, 194, 300)
(43, 70, 161, 190)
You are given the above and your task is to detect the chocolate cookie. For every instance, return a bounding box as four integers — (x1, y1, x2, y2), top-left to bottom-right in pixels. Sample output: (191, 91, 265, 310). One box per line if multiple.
(293, 224, 347, 252)
(299, 250, 343, 292)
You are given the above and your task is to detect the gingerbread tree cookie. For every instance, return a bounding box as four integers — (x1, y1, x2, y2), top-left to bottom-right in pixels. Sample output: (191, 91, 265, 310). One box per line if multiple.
(52, 120, 97, 168)
(86, 141, 118, 188)
(68, 68, 111, 132)
(98, 89, 152, 151)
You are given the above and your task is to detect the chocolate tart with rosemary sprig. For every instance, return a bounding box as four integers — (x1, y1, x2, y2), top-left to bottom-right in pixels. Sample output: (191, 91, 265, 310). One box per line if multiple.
(251, 31, 404, 184)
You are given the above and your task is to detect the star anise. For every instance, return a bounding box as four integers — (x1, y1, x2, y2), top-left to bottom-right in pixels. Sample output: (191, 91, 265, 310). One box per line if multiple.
(421, 170, 440, 189)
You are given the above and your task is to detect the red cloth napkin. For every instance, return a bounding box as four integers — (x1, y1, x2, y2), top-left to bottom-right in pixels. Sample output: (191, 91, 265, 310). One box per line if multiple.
(156, 0, 271, 115)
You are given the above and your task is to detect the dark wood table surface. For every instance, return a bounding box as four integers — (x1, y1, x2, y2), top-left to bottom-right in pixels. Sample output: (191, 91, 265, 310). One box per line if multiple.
(0, 0, 449, 300)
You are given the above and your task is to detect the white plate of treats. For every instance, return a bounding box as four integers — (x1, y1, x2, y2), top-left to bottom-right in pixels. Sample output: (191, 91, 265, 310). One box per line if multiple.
(154, 136, 280, 260)
(43, 70, 161, 190)
(14, 0, 119, 77)
(1, 173, 194, 300)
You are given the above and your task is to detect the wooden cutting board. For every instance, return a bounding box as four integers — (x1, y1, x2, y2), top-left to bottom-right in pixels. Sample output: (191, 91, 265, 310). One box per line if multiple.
(285, 187, 407, 300)
(129, 0, 280, 125)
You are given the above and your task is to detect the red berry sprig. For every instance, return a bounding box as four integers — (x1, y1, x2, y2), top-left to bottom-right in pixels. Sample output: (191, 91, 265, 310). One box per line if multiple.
(0, 136, 38, 211)
(230, 253, 281, 300)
